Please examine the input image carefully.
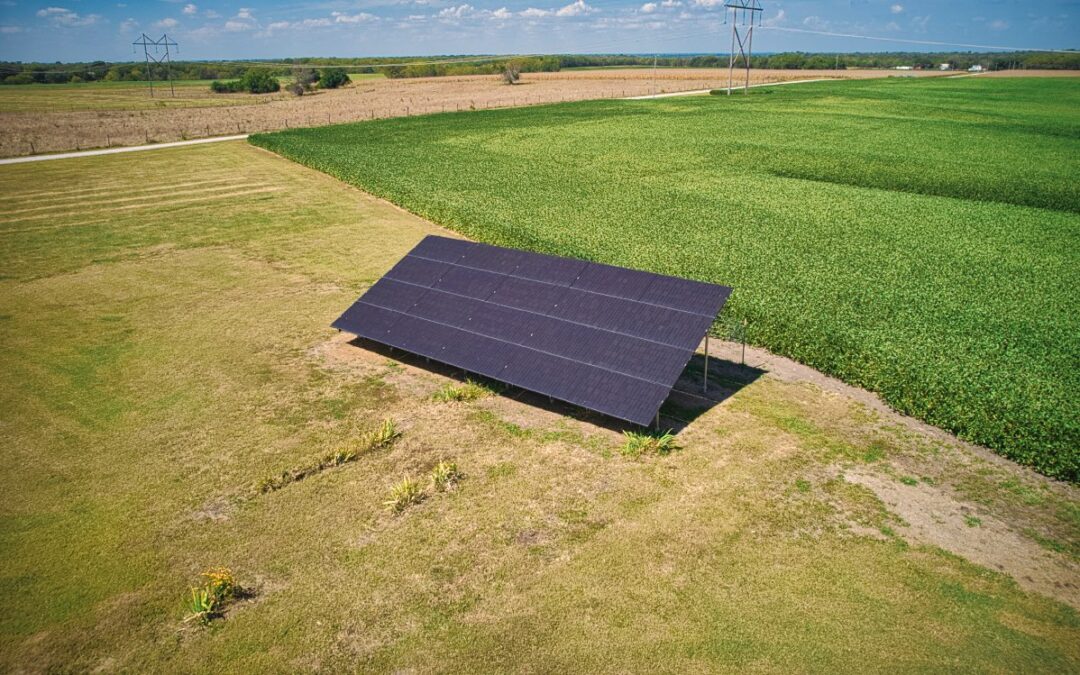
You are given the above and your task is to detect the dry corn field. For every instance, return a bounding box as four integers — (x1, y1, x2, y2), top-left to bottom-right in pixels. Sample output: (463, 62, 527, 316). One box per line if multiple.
(0, 68, 947, 157)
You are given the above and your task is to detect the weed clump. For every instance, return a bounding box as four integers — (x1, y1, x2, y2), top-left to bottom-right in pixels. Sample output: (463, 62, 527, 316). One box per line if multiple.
(620, 430, 678, 459)
(256, 418, 400, 494)
(432, 379, 494, 403)
(184, 567, 242, 625)
(431, 460, 464, 492)
(385, 476, 425, 514)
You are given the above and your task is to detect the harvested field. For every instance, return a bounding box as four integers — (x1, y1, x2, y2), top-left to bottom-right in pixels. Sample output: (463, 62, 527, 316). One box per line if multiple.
(0, 68, 944, 157)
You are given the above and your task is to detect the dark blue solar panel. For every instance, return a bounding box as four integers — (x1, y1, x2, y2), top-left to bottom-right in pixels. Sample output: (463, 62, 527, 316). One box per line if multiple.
(411, 235, 472, 264)
(360, 278, 429, 312)
(333, 235, 731, 426)
(463, 243, 527, 275)
(432, 264, 503, 300)
(639, 275, 732, 317)
(488, 276, 566, 314)
(512, 252, 588, 286)
(332, 302, 402, 339)
(385, 256, 450, 287)
(572, 262, 656, 301)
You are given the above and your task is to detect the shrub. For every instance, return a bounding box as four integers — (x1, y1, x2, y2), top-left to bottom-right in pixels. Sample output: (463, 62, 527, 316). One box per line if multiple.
(620, 430, 678, 459)
(210, 79, 241, 93)
(431, 461, 464, 492)
(385, 476, 425, 513)
(320, 68, 350, 89)
(240, 69, 281, 94)
(287, 81, 305, 97)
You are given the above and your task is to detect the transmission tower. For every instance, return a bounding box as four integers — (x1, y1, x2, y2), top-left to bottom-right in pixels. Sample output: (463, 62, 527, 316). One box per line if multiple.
(133, 33, 179, 98)
(724, 0, 763, 95)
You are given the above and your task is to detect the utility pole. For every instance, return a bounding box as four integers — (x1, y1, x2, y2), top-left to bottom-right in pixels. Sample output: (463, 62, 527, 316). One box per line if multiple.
(132, 33, 179, 98)
(725, 0, 763, 95)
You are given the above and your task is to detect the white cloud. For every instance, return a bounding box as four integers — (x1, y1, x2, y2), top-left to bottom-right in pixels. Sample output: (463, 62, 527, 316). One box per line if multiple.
(183, 3, 197, 15)
(224, 19, 252, 31)
(36, 6, 101, 26)
(438, 4, 475, 19)
(640, 2, 657, 12)
(762, 8, 785, 26)
(520, 7, 550, 17)
(332, 11, 377, 24)
(555, 0, 595, 17)
(661, 0, 682, 6)
(204, 9, 220, 18)
(236, 8, 254, 20)
(155, 17, 179, 28)
(989, 18, 1008, 30)
(267, 21, 290, 31)
(492, 7, 512, 19)
(692, 0, 724, 7)
(0, 25, 22, 33)
(802, 15, 829, 30)
(890, 4, 903, 14)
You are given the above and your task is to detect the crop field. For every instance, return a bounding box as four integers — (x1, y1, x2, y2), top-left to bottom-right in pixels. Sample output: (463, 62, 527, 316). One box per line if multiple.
(252, 76, 1080, 482)
(2, 140, 1078, 671)
(0, 68, 939, 157)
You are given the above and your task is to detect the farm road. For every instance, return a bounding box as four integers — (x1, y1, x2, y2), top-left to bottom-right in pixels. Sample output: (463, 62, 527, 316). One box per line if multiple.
(0, 134, 250, 165)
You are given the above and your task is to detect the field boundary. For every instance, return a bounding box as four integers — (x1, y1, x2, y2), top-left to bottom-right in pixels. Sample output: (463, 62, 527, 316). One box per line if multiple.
(0, 134, 250, 165)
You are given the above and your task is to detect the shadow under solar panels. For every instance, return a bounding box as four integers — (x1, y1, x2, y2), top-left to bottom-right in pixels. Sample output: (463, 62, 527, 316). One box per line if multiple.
(332, 235, 732, 426)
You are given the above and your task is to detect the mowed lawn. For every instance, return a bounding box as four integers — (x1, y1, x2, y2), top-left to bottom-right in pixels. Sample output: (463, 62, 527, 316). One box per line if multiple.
(1, 142, 1078, 672)
(251, 76, 1080, 482)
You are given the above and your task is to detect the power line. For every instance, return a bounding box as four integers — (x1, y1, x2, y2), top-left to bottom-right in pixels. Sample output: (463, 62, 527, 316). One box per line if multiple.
(760, 26, 1078, 54)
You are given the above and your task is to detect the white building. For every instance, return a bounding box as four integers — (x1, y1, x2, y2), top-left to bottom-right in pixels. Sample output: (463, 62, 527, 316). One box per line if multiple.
(939, 63, 952, 71)
(968, 64, 985, 72)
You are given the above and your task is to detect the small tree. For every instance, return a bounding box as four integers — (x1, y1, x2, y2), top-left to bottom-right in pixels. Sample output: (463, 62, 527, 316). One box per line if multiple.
(290, 66, 318, 95)
(501, 63, 521, 85)
(319, 67, 350, 89)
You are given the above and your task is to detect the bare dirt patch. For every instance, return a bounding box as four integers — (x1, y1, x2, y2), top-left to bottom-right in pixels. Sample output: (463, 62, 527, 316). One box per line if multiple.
(0, 68, 945, 157)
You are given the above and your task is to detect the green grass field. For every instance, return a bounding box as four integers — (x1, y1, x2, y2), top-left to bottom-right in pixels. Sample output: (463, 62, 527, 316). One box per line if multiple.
(251, 76, 1080, 482)
(1, 141, 1078, 671)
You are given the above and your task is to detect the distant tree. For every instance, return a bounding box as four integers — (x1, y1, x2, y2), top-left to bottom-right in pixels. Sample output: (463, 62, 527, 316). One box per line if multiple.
(319, 67, 350, 89)
(501, 63, 521, 85)
(291, 66, 318, 95)
(239, 69, 280, 94)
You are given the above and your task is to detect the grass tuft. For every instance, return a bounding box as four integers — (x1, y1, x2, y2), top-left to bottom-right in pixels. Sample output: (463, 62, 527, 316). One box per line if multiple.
(385, 476, 426, 514)
(620, 430, 678, 459)
(432, 379, 495, 403)
(431, 460, 464, 492)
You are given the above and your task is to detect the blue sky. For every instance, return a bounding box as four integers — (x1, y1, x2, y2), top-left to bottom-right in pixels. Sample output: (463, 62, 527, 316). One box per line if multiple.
(0, 1, 1075, 61)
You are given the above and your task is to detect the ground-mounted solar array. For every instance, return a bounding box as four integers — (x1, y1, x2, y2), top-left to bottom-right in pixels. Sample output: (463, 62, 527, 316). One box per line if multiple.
(333, 235, 732, 425)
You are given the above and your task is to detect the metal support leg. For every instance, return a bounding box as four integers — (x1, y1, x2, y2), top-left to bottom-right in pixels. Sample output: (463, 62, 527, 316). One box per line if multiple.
(655, 411, 660, 431)
(704, 334, 709, 394)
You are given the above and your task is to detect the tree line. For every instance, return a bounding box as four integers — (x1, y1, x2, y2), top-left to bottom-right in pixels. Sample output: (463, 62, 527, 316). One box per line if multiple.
(0, 50, 1076, 85)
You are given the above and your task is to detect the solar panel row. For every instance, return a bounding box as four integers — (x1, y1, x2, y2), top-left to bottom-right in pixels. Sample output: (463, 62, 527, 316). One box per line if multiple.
(333, 236, 732, 426)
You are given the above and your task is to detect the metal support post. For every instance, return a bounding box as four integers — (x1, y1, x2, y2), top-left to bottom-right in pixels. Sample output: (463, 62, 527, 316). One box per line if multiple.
(704, 334, 709, 394)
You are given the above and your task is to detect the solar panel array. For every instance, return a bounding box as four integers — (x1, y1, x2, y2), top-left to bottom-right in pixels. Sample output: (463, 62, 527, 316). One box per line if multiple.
(333, 235, 732, 425)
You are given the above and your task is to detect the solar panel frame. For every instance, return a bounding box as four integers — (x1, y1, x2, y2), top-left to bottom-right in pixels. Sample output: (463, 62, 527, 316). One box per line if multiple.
(333, 235, 732, 426)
